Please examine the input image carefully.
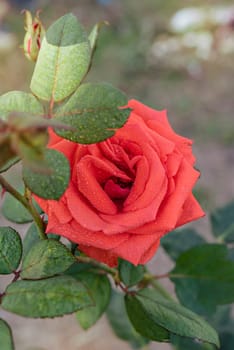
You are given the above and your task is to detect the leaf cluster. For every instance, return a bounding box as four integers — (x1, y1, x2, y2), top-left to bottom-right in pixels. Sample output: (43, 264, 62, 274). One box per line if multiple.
(0, 12, 233, 350)
(0, 200, 234, 349)
(0, 13, 130, 200)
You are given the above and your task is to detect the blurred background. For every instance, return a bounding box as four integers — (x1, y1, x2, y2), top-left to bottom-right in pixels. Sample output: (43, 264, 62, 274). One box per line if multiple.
(0, 0, 234, 349)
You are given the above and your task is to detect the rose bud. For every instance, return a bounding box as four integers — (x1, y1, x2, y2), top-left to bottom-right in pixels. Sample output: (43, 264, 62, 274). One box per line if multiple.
(22, 10, 45, 62)
(34, 100, 205, 267)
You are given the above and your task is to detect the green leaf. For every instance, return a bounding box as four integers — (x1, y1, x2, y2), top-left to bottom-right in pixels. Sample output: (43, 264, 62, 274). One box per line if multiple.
(2, 189, 41, 224)
(210, 200, 234, 243)
(89, 21, 108, 57)
(161, 228, 206, 261)
(0, 227, 22, 274)
(65, 261, 94, 275)
(125, 288, 220, 347)
(0, 136, 16, 172)
(125, 292, 170, 342)
(23, 224, 59, 261)
(20, 239, 75, 280)
(0, 319, 14, 350)
(75, 271, 111, 329)
(211, 305, 234, 332)
(23, 149, 70, 200)
(211, 306, 234, 350)
(30, 14, 91, 102)
(47, 233, 60, 241)
(106, 291, 149, 349)
(171, 334, 215, 350)
(0, 91, 43, 120)
(0, 156, 20, 174)
(54, 82, 130, 144)
(219, 333, 234, 350)
(171, 305, 234, 350)
(2, 276, 92, 318)
(22, 223, 41, 259)
(118, 259, 144, 287)
(171, 244, 234, 315)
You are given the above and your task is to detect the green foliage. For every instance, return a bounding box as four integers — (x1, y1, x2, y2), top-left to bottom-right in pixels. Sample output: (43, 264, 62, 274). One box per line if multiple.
(171, 244, 234, 315)
(30, 13, 91, 102)
(0, 91, 43, 120)
(65, 261, 94, 275)
(89, 21, 108, 58)
(2, 276, 92, 318)
(75, 271, 111, 329)
(118, 259, 144, 287)
(125, 288, 219, 347)
(2, 190, 41, 224)
(0, 319, 14, 350)
(210, 200, 234, 243)
(211, 306, 234, 350)
(0, 227, 22, 274)
(0, 138, 17, 173)
(161, 228, 206, 261)
(0, 157, 20, 174)
(54, 82, 130, 144)
(171, 335, 215, 350)
(20, 239, 75, 279)
(106, 291, 149, 349)
(171, 306, 234, 350)
(23, 149, 70, 200)
(22, 222, 41, 258)
(23, 223, 60, 260)
(1, 9, 233, 350)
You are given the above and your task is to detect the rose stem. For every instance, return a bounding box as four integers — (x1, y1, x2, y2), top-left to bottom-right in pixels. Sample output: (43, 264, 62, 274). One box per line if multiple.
(150, 279, 175, 301)
(0, 174, 46, 240)
(142, 273, 175, 301)
(76, 255, 118, 277)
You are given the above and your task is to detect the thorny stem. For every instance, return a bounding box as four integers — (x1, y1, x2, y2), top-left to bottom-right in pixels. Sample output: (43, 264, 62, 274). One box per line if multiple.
(0, 175, 46, 240)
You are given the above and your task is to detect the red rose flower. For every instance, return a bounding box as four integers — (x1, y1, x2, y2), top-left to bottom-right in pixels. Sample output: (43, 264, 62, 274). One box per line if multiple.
(34, 100, 204, 266)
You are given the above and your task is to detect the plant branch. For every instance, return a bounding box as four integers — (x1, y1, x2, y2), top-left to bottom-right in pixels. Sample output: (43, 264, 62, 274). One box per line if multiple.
(76, 255, 118, 277)
(141, 272, 175, 301)
(12, 270, 21, 282)
(150, 279, 175, 301)
(0, 175, 46, 240)
(153, 272, 170, 279)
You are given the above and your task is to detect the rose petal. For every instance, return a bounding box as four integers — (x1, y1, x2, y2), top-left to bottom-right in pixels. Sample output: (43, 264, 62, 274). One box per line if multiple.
(175, 193, 205, 227)
(166, 150, 182, 177)
(138, 239, 161, 265)
(79, 245, 118, 267)
(131, 159, 201, 235)
(123, 156, 149, 206)
(111, 233, 161, 265)
(46, 219, 129, 250)
(128, 100, 194, 164)
(124, 143, 166, 211)
(147, 120, 195, 165)
(100, 177, 167, 234)
(66, 183, 127, 234)
(128, 99, 168, 125)
(77, 156, 118, 215)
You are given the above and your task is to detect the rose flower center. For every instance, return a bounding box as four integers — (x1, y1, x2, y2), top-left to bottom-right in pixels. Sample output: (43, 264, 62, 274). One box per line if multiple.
(104, 178, 132, 200)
